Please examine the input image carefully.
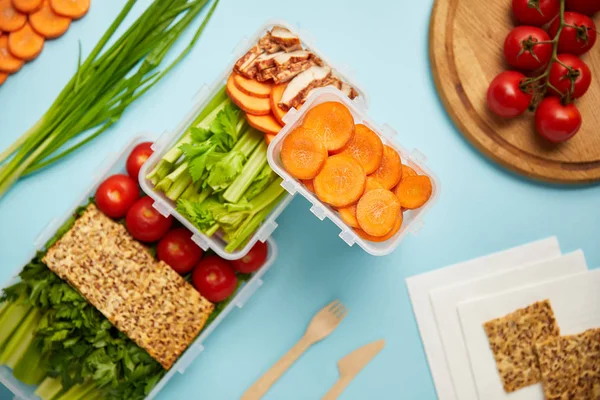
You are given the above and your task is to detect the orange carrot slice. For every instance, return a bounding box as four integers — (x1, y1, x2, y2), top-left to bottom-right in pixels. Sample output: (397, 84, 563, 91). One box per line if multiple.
(355, 188, 401, 237)
(394, 175, 432, 210)
(8, 22, 43, 61)
(29, 1, 70, 39)
(337, 177, 383, 228)
(270, 83, 288, 125)
(369, 145, 402, 190)
(314, 154, 366, 208)
(401, 165, 417, 180)
(233, 73, 272, 98)
(265, 133, 276, 145)
(226, 74, 271, 116)
(0, 0, 26, 32)
(302, 101, 355, 153)
(302, 179, 315, 193)
(338, 123, 383, 174)
(49, 0, 88, 19)
(281, 126, 328, 180)
(355, 212, 403, 242)
(0, 34, 23, 72)
(0, 71, 7, 85)
(246, 113, 282, 135)
(12, 0, 42, 13)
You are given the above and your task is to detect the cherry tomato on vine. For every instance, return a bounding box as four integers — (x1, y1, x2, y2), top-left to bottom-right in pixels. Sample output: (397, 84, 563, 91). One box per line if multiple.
(548, 54, 592, 99)
(157, 228, 204, 274)
(565, 0, 600, 16)
(230, 241, 268, 274)
(95, 174, 140, 219)
(192, 256, 238, 302)
(487, 71, 533, 118)
(535, 97, 582, 143)
(126, 197, 173, 242)
(548, 12, 597, 55)
(504, 26, 553, 70)
(126, 142, 153, 181)
(512, 0, 560, 26)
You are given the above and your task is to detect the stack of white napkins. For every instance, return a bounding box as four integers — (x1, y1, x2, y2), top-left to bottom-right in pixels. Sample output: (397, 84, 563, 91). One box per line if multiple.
(406, 237, 600, 400)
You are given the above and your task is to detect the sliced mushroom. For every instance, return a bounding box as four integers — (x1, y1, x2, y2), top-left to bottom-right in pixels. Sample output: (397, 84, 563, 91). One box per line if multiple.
(279, 66, 332, 110)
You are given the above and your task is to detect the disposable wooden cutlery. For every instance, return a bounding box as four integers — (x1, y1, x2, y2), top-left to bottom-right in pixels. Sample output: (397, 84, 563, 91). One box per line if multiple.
(241, 300, 348, 400)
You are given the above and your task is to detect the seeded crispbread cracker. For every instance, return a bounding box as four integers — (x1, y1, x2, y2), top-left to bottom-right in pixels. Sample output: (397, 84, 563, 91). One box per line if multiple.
(483, 300, 560, 392)
(43, 204, 214, 369)
(535, 328, 600, 400)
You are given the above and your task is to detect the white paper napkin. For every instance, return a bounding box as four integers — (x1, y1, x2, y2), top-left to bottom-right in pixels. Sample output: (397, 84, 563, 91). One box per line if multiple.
(430, 250, 587, 400)
(458, 268, 600, 400)
(405, 237, 561, 400)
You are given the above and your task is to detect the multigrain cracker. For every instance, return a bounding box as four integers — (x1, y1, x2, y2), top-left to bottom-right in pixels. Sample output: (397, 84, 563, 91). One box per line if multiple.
(483, 300, 560, 392)
(535, 328, 600, 399)
(43, 204, 214, 369)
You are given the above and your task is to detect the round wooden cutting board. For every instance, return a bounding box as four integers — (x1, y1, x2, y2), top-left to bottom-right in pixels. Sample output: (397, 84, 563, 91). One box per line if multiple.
(430, 0, 600, 184)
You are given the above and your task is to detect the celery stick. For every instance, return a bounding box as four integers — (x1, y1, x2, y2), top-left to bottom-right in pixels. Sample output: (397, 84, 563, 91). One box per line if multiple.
(54, 381, 96, 400)
(181, 181, 198, 200)
(13, 340, 46, 385)
(35, 377, 63, 400)
(166, 171, 191, 201)
(223, 141, 268, 203)
(205, 223, 220, 237)
(0, 308, 42, 368)
(0, 301, 7, 319)
(0, 301, 31, 349)
(197, 187, 212, 204)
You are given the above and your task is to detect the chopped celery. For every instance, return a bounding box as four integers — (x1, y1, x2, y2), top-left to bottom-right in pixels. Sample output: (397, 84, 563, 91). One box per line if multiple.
(13, 339, 46, 385)
(35, 377, 63, 400)
(0, 308, 42, 368)
(205, 223, 220, 237)
(223, 140, 268, 203)
(0, 300, 31, 349)
(0, 301, 7, 318)
(166, 170, 191, 201)
(54, 381, 96, 400)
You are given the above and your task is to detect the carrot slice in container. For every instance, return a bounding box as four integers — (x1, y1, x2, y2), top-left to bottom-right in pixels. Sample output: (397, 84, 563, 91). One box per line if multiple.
(401, 164, 417, 180)
(49, 0, 88, 19)
(369, 145, 402, 190)
(355, 212, 403, 243)
(246, 113, 282, 135)
(270, 83, 287, 125)
(29, 1, 71, 39)
(314, 154, 366, 208)
(0, 0, 26, 32)
(0, 34, 23, 73)
(226, 74, 271, 115)
(338, 123, 383, 174)
(356, 188, 401, 237)
(394, 175, 432, 210)
(8, 22, 43, 61)
(337, 177, 383, 228)
(264, 133, 276, 145)
(233, 73, 272, 98)
(0, 71, 7, 85)
(12, 0, 42, 13)
(302, 179, 315, 193)
(280, 126, 328, 180)
(302, 101, 355, 153)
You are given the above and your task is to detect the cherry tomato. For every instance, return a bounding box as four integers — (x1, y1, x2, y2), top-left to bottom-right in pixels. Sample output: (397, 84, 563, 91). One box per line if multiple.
(487, 71, 533, 118)
(512, 0, 560, 26)
(126, 142, 154, 181)
(157, 228, 203, 274)
(192, 256, 238, 302)
(230, 241, 268, 274)
(548, 12, 597, 55)
(504, 26, 552, 70)
(535, 97, 582, 143)
(565, 0, 600, 16)
(548, 54, 592, 99)
(126, 197, 173, 242)
(95, 174, 140, 219)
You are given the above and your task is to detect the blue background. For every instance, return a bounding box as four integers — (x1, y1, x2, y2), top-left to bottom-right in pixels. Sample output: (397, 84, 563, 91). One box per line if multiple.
(1, 0, 599, 399)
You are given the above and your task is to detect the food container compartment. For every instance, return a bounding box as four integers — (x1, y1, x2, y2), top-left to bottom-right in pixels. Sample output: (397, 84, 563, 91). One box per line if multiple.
(0, 137, 279, 400)
(139, 20, 369, 261)
(267, 87, 440, 256)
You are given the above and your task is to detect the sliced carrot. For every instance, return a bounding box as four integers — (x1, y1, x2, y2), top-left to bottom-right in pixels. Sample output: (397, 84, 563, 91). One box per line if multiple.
(8, 22, 43, 61)
(270, 83, 288, 125)
(302, 179, 315, 194)
(12, 0, 42, 13)
(49, 0, 88, 19)
(355, 188, 401, 237)
(314, 154, 366, 208)
(265, 133, 276, 145)
(280, 126, 328, 180)
(233, 73, 272, 98)
(29, 1, 70, 39)
(394, 175, 432, 210)
(369, 145, 402, 190)
(302, 101, 355, 153)
(0, 0, 26, 32)
(337, 177, 383, 228)
(246, 113, 282, 135)
(0, 34, 23, 72)
(401, 164, 417, 180)
(355, 212, 403, 243)
(226, 74, 271, 116)
(0, 71, 7, 85)
(338, 123, 383, 174)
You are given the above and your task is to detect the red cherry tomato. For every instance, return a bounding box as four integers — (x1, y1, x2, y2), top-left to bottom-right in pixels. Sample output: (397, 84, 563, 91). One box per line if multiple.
(565, 0, 600, 16)
(157, 228, 203, 274)
(504, 26, 553, 70)
(535, 97, 582, 143)
(487, 71, 533, 118)
(512, 0, 560, 26)
(126, 197, 173, 242)
(126, 142, 154, 181)
(548, 54, 592, 99)
(548, 12, 597, 55)
(192, 256, 238, 302)
(95, 174, 140, 219)
(230, 241, 268, 274)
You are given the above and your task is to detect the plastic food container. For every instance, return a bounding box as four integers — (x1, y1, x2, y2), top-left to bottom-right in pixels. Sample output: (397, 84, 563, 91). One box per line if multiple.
(267, 87, 440, 256)
(139, 20, 369, 261)
(0, 137, 279, 400)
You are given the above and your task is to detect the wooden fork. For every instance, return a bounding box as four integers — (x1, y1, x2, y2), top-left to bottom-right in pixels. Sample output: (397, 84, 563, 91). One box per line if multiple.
(241, 300, 349, 400)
